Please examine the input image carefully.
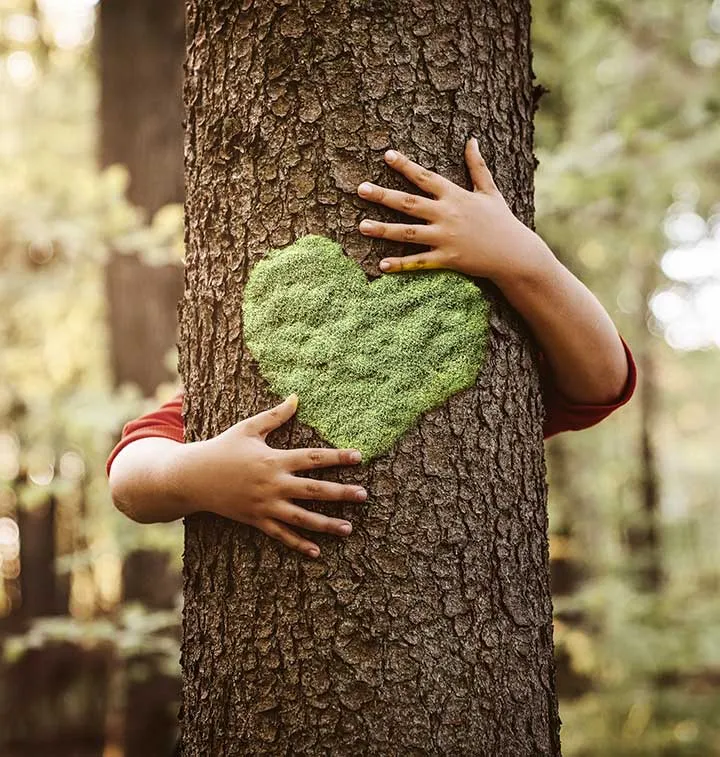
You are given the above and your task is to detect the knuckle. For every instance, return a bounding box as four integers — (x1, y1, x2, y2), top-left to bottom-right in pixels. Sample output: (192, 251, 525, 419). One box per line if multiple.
(449, 224, 463, 243)
(403, 226, 417, 240)
(305, 482, 322, 497)
(308, 450, 324, 465)
(288, 509, 305, 527)
(401, 193, 417, 211)
(445, 248, 460, 263)
(417, 168, 432, 184)
(376, 186, 386, 201)
(270, 525, 293, 547)
(320, 519, 336, 533)
(258, 454, 277, 474)
(248, 489, 267, 507)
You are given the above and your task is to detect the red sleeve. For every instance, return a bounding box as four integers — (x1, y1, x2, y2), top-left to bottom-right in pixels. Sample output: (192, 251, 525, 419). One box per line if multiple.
(542, 336, 637, 439)
(105, 389, 185, 477)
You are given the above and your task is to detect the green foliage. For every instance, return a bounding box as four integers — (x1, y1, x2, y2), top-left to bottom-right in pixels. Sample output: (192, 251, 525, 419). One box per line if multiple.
(0, 0, 183, 639)
(243, 235, 489, 459)
(534, 0, 720, 754)
(2, 607, 180, 670)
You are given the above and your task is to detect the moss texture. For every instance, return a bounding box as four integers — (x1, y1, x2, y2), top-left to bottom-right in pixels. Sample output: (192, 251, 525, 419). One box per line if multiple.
(242, 235, 489, 460)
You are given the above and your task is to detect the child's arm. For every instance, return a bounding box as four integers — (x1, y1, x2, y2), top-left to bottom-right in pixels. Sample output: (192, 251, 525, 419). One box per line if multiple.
(356, 139, 631, 408)
(108, 394, 366, 559)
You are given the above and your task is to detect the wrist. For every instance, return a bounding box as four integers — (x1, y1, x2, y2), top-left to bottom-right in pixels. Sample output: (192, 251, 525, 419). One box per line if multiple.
(491, 230, 559, 293)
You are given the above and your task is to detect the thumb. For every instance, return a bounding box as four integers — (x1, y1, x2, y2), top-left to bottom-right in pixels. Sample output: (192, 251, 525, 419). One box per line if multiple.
(244, 394, 298, 438)
(465, 137, 498, 194)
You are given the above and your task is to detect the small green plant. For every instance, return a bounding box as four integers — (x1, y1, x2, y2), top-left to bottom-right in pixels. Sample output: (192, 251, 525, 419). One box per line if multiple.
(242, 234, 489, 459)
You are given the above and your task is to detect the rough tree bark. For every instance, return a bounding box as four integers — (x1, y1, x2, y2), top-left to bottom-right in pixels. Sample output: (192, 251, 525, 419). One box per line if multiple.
(179, 2, 560, 755)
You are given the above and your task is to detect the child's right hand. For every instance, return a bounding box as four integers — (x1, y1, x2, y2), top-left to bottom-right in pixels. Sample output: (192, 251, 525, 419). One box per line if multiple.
(169, 394, 366, 558)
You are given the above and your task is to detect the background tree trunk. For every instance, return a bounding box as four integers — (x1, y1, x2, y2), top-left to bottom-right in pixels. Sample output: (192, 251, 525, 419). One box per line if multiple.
(100, 7, 186, 755)
(100, 0, 186, 398)
(98, 0, 184, 636)
(99, 0, 185, 215)
(179, 1, 560, 754)
(17, 493, 64, 618)
(626, 257, 662, 591)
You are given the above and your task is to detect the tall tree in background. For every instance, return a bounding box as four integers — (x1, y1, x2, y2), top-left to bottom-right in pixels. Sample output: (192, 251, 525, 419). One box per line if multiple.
(100, 0, 185, 397)
(99, 0, 185, 214)
(99, 3, 186, 755)
(179, 1, 560, 754)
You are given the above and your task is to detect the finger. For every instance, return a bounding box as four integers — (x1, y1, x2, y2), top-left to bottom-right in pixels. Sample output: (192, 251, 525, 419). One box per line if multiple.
(384, 149, 453, 197)
(244, 394, 298, 438)
(282, 474, 368, 503)
(259, 518, 321, 558)
(357, 182, 437, 221)
(466, 137, 499, 194)
(358, 219, 438, 246)
(379, 250, 447, 273)
(280, 447, 362, 471)
(272, 501, 353, 537)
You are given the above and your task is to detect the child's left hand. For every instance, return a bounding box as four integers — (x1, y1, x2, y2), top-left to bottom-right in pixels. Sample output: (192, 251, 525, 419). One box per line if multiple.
(357, 138, 550, 285)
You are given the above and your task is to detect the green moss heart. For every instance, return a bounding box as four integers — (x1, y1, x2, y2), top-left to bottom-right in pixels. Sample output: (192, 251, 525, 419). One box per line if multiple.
(242, 234, 488, 460)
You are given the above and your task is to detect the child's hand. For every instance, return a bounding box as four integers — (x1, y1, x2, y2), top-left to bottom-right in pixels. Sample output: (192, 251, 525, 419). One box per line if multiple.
(356, 138, 550, 284)
(170, 394, 366, 559)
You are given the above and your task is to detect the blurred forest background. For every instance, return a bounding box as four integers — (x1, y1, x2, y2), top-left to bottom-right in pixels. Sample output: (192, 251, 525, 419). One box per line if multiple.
(0, 0, 718, 755)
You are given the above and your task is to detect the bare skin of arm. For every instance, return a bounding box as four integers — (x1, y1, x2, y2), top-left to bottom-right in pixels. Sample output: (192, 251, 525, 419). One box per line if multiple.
(356, 140, 629, 404)
(109, 395, 366, 559)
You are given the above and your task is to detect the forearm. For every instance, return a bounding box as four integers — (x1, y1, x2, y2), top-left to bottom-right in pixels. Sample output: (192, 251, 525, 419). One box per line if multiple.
(494, 235, 629, 404)
(108, 437, 193, 524)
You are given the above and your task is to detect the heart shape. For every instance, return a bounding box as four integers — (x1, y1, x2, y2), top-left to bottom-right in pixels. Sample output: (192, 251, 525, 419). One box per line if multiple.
(242, 235, 488, 460)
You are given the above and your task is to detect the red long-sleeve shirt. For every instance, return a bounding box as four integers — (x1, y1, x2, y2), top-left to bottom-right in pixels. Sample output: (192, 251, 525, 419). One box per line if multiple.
(106, 339, 636, 476)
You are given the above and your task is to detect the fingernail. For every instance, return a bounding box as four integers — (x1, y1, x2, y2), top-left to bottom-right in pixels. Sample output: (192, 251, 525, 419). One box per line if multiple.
(287, 393, 298, 405)
(338, 522, 352, 535)
(379, 260, 390, 271)
(359, 220, 375, 232)
(308, 547, 320, 558)
(385, 149, 397, 162)
(355, 488, 368, 501)
(349, 450, 362, 463)
(358, 182, 373, 196)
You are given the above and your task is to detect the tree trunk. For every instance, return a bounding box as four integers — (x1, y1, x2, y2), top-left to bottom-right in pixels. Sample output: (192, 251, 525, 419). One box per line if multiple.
(100, 8, 186, 754)
(179, 2, 560, 755)
(104, 253, 185, 396)
(18, 494, 65, 618)
(99, 0, 185, 215)
(100, 0, 186, 398)
(627, 260, 662, 591)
